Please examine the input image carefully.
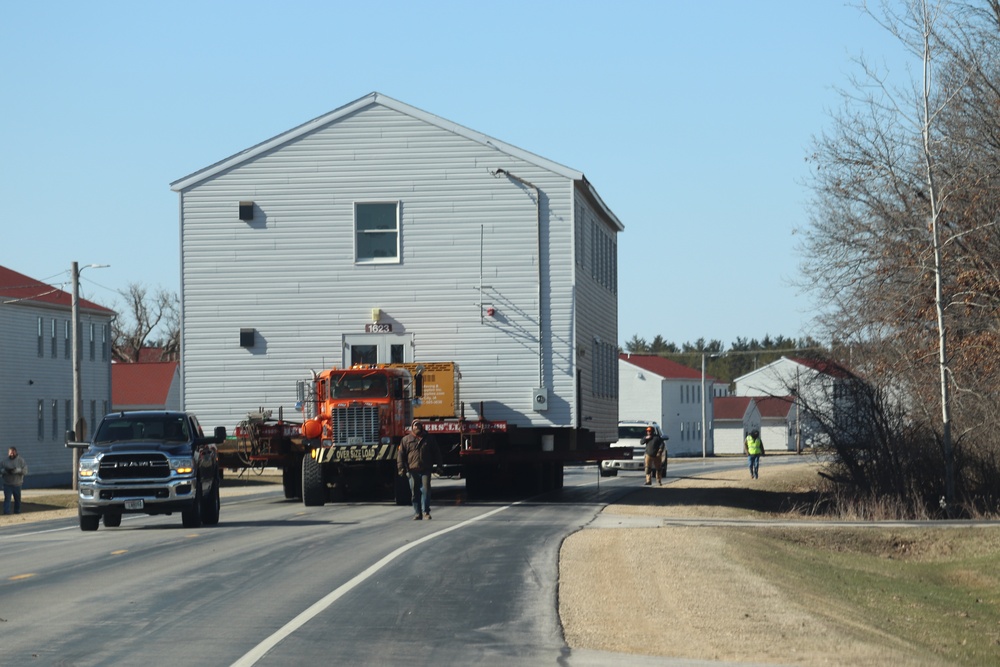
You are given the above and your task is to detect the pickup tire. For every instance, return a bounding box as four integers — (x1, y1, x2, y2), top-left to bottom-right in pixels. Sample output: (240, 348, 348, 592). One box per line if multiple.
(182, 486, 204, 528)
(599, 467, 618, 477)
(201, 473, 221, 526)
(103, 512, 122, 528)
(302, 452, 326, 506)
(79, 509, 100, 532)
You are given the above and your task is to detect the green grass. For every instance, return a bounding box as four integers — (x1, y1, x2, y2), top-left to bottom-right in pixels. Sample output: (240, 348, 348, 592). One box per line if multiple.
(727, 525, 1000, 665)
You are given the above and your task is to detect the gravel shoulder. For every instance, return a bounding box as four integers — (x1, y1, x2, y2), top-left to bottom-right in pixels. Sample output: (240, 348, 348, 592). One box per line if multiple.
(558, 460, 949, 666)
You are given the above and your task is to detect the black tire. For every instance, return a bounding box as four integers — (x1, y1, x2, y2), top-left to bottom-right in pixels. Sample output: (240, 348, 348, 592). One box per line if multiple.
(302, 452, 326, 506)
(282, 456, 303, 500)
(599, 467, 617, 477)
(394, 473, 412, 506)
(79, 509, 100, 532)
(182, 485, 204, 528)
(103, 512, 122, 528)
(201, 473, 221, 526)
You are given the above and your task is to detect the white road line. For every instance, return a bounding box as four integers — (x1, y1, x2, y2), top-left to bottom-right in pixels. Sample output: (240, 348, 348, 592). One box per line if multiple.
(229, 502, 514, 667)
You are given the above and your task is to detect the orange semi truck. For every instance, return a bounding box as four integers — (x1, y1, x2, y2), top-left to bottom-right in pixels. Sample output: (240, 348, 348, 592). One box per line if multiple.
(219, 362, 626, 504)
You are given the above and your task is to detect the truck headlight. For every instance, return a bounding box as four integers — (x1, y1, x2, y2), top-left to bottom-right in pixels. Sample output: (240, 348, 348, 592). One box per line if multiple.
(171, 458, 195, 474)
(78, 459, 99, 478)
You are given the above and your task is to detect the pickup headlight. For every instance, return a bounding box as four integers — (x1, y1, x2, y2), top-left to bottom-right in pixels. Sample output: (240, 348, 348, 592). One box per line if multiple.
(170, 458, 195, 475)
(78, 458, 99, 478)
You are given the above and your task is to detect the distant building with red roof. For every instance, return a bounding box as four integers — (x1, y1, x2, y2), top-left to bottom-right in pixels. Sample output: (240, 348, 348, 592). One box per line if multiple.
(0, 264, 116, 486)
(619, 353, 723, 456)
(112, 361, 180, 411)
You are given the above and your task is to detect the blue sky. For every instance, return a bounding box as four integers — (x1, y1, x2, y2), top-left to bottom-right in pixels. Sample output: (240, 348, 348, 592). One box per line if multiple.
(1, 1, 903, 349)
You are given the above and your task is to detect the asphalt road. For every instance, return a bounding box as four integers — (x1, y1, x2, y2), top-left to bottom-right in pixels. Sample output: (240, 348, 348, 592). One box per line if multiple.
(0, 460, 761, 667)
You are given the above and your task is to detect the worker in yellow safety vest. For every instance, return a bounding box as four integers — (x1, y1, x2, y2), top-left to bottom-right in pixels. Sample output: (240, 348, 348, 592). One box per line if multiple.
(743, 429, 765, 479)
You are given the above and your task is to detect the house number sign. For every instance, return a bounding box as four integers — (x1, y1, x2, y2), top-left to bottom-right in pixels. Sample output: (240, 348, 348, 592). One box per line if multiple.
(365, 323, 393, 333)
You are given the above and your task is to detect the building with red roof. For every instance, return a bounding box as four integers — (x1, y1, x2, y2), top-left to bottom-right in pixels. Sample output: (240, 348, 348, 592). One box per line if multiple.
(0, 265, 116, 486)
(619, 353, 723, 456)
(112, 361, 180, 411)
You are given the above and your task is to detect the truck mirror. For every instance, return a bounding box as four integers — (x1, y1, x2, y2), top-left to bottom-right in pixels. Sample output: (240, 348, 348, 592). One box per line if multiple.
(214, 426, 227, 444)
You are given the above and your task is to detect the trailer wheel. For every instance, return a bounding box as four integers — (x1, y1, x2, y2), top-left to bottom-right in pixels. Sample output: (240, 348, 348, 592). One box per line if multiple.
(394, 473, 412, 506)
(283, 455, 303, 500)
(302, 452, 326, 506)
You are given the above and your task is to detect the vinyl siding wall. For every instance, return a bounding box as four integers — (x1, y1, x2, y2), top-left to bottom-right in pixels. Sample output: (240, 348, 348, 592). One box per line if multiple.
(0, 302, 112, 485)
(179, 104, 619, 445)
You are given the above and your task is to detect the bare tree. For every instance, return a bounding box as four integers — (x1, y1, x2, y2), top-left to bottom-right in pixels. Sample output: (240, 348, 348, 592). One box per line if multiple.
(111, 283, 179, 363)
(801, 0, 1000, 514)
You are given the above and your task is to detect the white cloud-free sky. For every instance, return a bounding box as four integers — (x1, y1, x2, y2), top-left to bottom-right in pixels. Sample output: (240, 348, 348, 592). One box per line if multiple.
(1, 1, 907, 348)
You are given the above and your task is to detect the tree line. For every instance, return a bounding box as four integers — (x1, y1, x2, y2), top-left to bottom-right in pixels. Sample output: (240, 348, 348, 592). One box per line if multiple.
(622, 334, 826, 385)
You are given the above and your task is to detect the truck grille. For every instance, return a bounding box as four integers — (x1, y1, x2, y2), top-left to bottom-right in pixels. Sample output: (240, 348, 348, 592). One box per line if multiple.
(331, 406, 379, 445)
(99, 454, 171, 480)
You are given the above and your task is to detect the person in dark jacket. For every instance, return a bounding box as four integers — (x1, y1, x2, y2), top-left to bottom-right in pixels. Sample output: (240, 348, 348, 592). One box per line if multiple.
(397, 420, 442, 520)
(641, 427, 667, 486)
(2, 447, 28, 515)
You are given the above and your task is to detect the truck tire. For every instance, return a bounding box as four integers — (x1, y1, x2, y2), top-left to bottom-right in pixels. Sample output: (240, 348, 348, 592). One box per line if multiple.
(79, 509, 100, 532)
(182, 486, 204, 528)
(394, 473, 412, 506)
(283, 455, 303, 500)
(302, 452, 326, 506)
(103, 512, 122, 528)
(201, 474, 221, 526)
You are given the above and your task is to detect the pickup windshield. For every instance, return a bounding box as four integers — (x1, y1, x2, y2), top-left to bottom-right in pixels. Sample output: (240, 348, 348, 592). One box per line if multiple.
(94, 416, 191, 443)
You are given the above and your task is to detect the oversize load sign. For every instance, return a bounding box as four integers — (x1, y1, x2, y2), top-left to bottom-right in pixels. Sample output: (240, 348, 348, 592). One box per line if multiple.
(316, 443, 395, 463)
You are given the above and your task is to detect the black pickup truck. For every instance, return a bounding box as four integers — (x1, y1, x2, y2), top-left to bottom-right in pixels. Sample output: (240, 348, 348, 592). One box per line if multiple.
(75, 411, 226, 531)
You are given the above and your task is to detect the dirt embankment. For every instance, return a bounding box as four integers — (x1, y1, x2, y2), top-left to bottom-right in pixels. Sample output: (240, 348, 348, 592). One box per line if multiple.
(558, 462, 950, 667)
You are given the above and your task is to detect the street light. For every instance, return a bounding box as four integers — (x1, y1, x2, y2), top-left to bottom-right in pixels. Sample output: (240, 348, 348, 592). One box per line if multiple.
(71, 261, 109, 489)
(700, 352, 725, 459)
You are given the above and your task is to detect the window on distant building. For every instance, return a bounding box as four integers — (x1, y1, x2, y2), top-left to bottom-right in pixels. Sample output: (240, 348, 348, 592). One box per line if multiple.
(65, 399, 72, 435)
(89, 323, 95, 361)
(51, 319, 57, 358)
(37, 400, 44, 440)
(355, 202, 399, 263)
(37, 317, 43, 357)
(51, 399, 58, 440)
(64, 320, 71, 359)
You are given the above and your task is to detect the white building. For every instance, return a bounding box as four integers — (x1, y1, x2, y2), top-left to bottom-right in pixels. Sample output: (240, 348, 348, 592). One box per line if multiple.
(171, 92, 623, 448)
(0, 266, 114, 486)
(618, 353, 719, 456)
(735, 356, 849, 447)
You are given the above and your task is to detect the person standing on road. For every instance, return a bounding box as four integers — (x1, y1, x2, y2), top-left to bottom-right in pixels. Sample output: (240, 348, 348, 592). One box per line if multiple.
(641, 426, 667, 486)
(744, 429, 764, 479)
(2, 447, 28, 514)
(397, 420, 442, 520)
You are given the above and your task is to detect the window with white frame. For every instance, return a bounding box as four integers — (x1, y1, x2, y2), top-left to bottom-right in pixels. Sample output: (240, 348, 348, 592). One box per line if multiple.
(355, 202, 399, 262)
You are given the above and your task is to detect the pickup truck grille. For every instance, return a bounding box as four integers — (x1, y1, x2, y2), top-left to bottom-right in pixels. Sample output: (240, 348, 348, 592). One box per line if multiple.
(99, 454, 171, 480)
(331, 406, 379, 445)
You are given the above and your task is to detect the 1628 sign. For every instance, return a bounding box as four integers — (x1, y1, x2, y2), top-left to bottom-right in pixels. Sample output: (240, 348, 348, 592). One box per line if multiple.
(365, 323, 393, 333)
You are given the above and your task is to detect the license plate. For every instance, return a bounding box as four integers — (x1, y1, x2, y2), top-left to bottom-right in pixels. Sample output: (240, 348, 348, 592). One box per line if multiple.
(347, 437, 364, 445)
(124, 499, 144, 510)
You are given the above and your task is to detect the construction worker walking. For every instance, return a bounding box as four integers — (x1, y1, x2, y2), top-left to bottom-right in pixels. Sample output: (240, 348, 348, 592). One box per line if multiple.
(641, 426, 667, 486)
(744, 429, 764, 479)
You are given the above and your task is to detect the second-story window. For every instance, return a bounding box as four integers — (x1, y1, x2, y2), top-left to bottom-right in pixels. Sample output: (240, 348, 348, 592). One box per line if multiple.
(355, 202, 399, 263)
(37, 317, 43, 357)
(89, 323, 95, 361)
(51, 319, 57, 358)
(64, 320, 71, 358)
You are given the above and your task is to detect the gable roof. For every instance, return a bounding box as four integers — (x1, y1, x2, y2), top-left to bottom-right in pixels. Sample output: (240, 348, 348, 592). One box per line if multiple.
(0, 265, 113, 314)
(620, 353, 713, 381)
(787, 357, 854, 379)
(112, 361, 179, 407)
(170, 91, 622, 232)
(754, 396, 794, 419)
(714, 396, 753, 420)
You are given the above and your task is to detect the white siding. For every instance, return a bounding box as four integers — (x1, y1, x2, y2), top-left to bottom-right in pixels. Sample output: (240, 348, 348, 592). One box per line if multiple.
(0, 302, 112, 485)
(177, 101, 620, 445)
